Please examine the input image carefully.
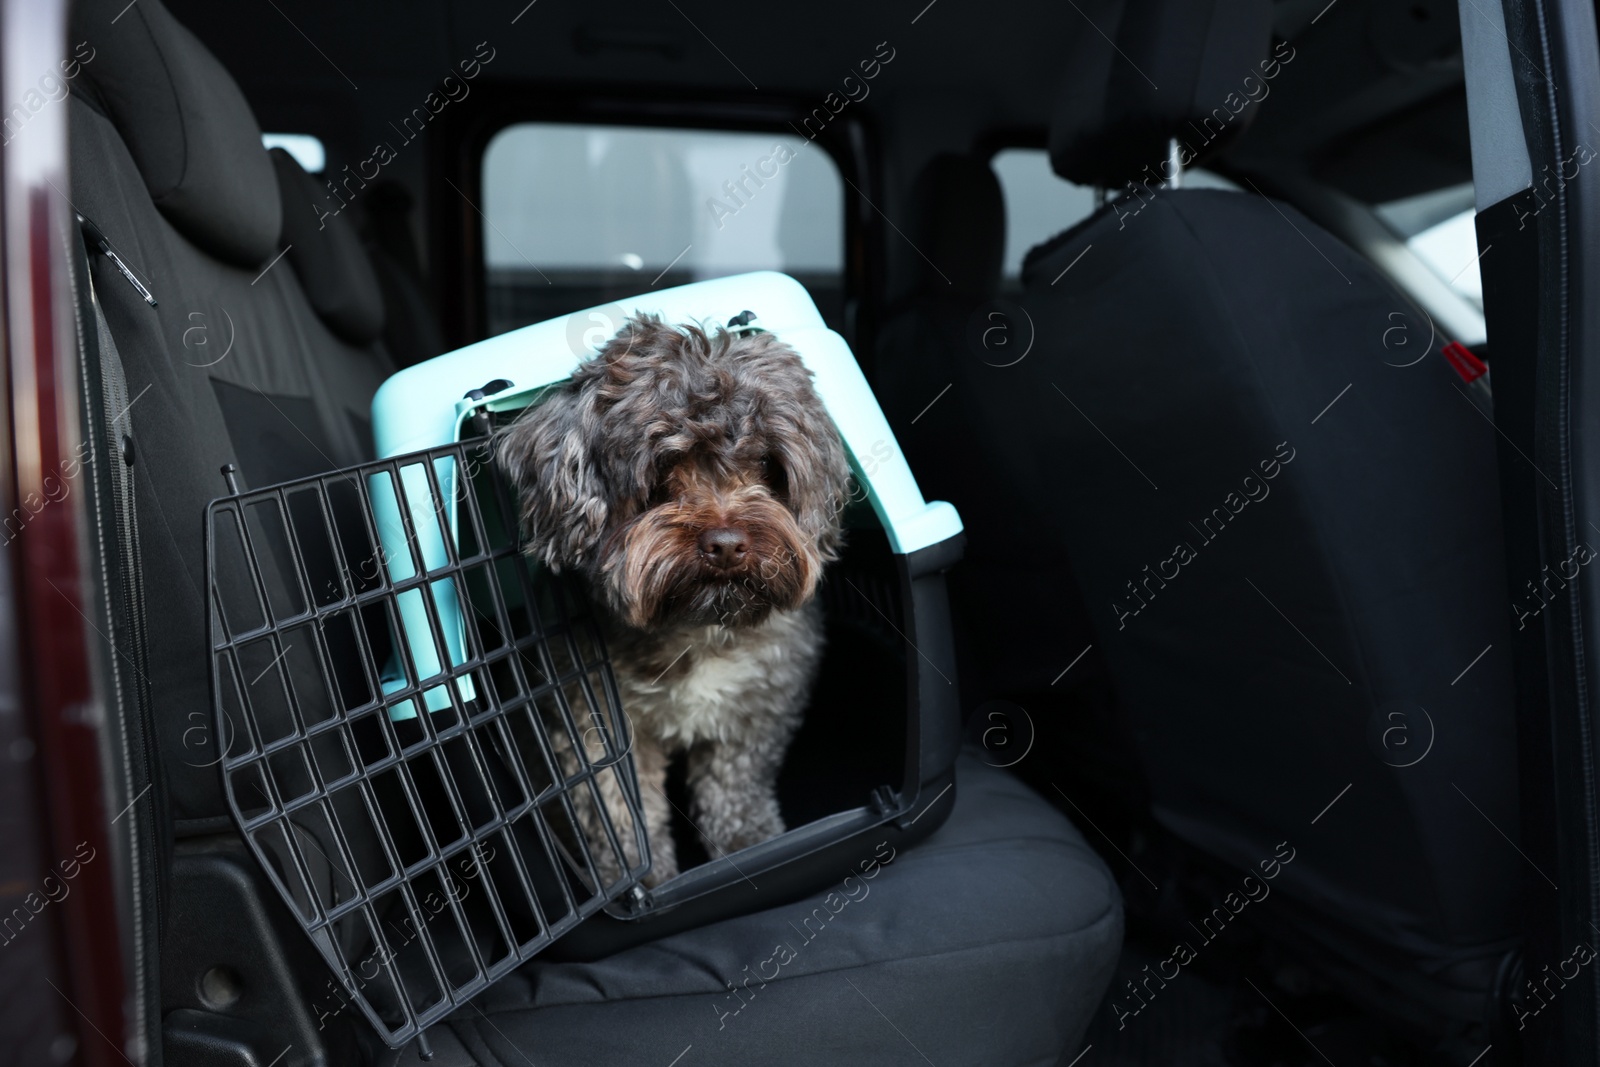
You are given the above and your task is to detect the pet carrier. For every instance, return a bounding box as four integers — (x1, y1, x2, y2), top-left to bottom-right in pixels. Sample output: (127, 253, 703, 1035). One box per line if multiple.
(207, 271, 964, 1048)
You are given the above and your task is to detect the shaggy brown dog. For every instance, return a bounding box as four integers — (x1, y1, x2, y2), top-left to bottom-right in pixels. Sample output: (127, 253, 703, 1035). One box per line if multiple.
(496, 314, 851, 885)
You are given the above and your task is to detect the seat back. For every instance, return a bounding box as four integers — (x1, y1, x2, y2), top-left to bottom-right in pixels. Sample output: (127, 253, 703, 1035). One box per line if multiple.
(70, 0, 395, 833)
(69, 2, 416, 1056)
(981, 0, 1516, 1039)
(874, 155, 1104, 702)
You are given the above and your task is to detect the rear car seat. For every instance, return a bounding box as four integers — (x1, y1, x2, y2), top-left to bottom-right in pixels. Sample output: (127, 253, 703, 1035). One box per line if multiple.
(361, 180, 446, 370)
(67, 0, 1125, 1062)
(69, 0, 395, 833)
(874, 154, 1112, 719)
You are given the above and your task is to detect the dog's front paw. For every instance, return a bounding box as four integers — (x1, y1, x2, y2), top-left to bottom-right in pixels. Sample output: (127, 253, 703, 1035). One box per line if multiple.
(701, 796, 785, 857)
(642, 838, 679, 887)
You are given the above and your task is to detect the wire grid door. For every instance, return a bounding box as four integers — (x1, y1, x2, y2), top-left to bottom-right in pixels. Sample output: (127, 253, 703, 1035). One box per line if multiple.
(206, 439, 649, 1047)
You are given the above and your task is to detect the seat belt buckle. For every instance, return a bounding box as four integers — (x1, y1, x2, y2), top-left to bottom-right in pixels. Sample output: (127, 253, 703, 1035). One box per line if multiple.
(78, 214, 158, 308)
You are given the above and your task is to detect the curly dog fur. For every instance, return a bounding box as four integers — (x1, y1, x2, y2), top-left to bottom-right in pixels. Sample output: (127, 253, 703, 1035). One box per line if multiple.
(496, 314, 851, 885)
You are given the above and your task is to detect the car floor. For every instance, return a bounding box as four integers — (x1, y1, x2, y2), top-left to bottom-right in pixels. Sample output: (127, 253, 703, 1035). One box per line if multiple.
(1079, 922, 1438, 1066)
(985, 674, 1473, 1066)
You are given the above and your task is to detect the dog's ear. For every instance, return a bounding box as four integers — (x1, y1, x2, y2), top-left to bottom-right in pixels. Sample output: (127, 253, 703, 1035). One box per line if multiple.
(783, 414, 853, 562)
(755, 347, 853, 561)
(494, 389, 609, 569)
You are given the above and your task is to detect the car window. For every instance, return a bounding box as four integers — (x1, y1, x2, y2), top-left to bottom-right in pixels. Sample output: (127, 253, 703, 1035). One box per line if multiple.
(481, 123, 845, 338)
(990, 148, 1097, 282)
(1374, 182, 1482, 312)
(261, 132, 325, 172)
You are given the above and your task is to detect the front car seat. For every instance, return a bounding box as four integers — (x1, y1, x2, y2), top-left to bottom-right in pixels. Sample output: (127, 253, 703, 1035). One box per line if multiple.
(957, 0, 1521, 1045)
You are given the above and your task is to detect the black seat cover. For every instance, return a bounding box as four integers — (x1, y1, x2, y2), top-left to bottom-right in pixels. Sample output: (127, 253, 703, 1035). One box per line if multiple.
(458, 752, 1122, 1065)
(270, 147, 387, 348)
(1015, 190, 1519, 1032)
(72, 0, 282, 267)
(361, 181, 445, 369)
(70, 0, 395, 828)
(973, 0, 1516, 1040)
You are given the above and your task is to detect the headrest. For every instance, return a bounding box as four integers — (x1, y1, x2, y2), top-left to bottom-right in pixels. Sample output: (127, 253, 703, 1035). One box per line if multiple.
(270, 149, 386, 346)
(1048, 0, 1274, 188)
(908, 154, 1005, 300)
(71, 0, 281, 267)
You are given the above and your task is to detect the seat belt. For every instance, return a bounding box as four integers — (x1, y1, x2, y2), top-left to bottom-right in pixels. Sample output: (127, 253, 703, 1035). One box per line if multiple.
(84, 253, 150, 691)
(69, 214, 166, 1065)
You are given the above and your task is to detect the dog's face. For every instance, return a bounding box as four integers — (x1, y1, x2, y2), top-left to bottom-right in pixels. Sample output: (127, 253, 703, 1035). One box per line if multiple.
(496, 315, 852, 629)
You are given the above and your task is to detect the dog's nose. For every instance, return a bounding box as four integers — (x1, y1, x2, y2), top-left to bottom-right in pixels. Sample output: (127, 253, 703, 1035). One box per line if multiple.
(698, 526, 750, 569)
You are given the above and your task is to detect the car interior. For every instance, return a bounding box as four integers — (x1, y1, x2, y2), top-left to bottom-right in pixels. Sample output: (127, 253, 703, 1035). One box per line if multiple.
(4, 0, 1578, 1062)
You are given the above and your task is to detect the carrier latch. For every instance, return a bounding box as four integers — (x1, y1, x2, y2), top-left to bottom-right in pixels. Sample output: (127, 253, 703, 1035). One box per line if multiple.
(726, 310, 765, 335)
(870, 784, 900, 819)
(462, 378, 515, 402)
(461, 379, 516, 438)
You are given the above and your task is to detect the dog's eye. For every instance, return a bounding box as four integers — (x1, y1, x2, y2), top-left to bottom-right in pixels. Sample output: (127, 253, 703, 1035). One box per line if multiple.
(760, 455, 789, 500)
(645, 454, 678, 508)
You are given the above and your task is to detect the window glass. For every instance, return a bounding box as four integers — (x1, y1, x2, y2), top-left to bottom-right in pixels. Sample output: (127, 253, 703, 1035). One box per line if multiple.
(481, 123, 844, 337)
(261, 132, 325, 173)
(990, 148, 1097, 281)
(1375, 183, 1482, 311)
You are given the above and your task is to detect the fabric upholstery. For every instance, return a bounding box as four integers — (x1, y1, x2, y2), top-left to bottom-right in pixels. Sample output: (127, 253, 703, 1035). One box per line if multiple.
(1009, 190, 1519, 1035)
(71, 0, 282, 267)
(69, 93, 394, 828)
(362, 180, 445, 368)
(272, 148, 388, 346)
(875, 154, 1096, 706)
(872, 0, 1515, 1046)
(441, 753, 1123, 1067)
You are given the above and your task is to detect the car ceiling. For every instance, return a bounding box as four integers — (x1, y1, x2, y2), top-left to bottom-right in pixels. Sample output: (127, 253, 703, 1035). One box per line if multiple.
(161, 0, 1470, 206)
